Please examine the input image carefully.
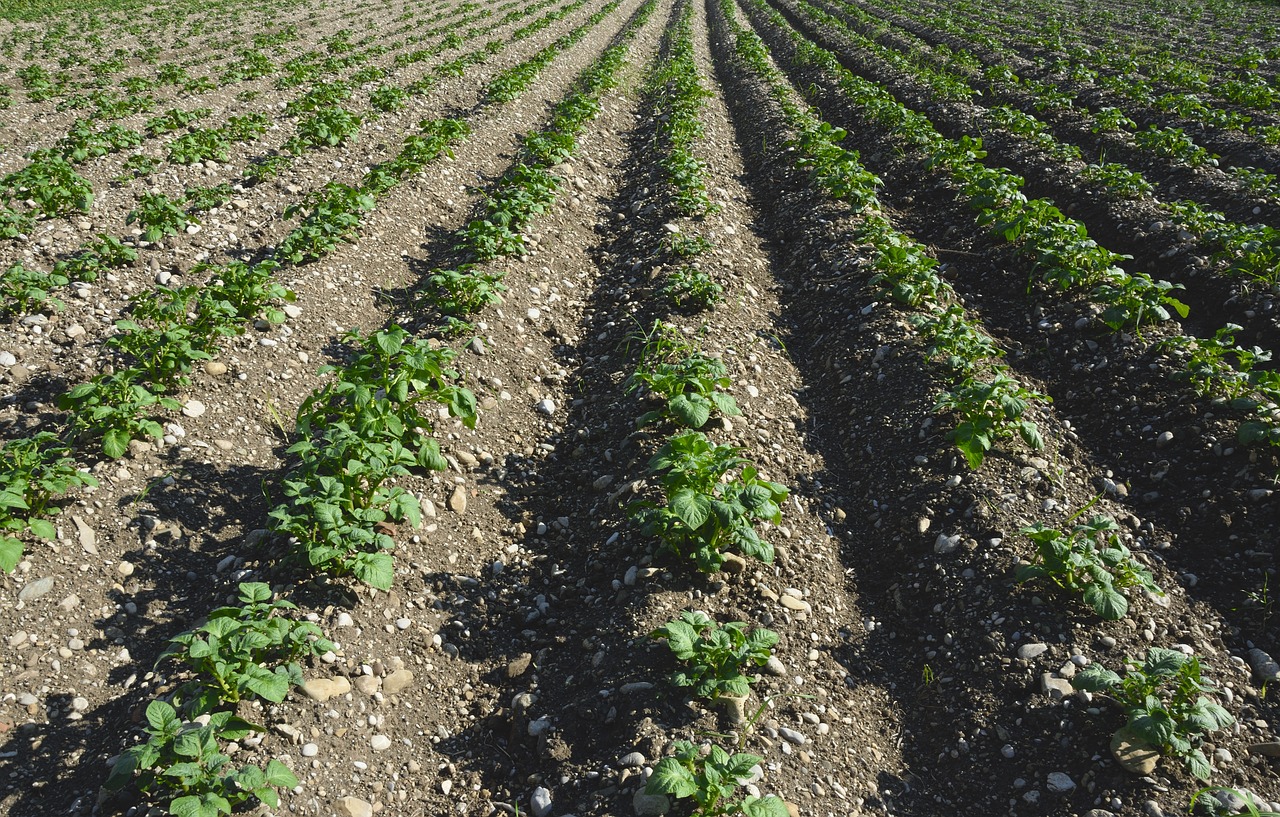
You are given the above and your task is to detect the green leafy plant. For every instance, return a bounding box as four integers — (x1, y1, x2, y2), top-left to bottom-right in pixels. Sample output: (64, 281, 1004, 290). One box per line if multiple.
(290, 106, 361, 150)
(127, 192, 194, 243)
(627, 329, 740, 429)
(632, 431, 787, 572)
(168, 128, 231, 165)
(1094, 271, 1189, 331)
(159, 582, 334, 711)
(646, 741, 789, 817)
(2, 151, 93, 217)
(277, 183, 372, 263)
(1073, 648, 1234, 780)
(935, 372, 1048, 469)
(664, 266, 723, 310)
(104, 701, 298, 817)
(183, 183, 235, 213)
(0, 433, 97, 572)
(1016, 514, 1163, 619)
(1190, 787, 1280, 816)
(59, 369, 180, 459)
(0, 263, 67, 315)
(650, 611, 777, 700)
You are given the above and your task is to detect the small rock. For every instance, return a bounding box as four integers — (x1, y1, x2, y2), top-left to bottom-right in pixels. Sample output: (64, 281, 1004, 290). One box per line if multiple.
(1040, 673, 1074, 700)
(182, 400, 206, 418)
(335, 612, 354, 628)
(370, 734, 391, 751)
(337, 796, 373, 817)
(448, 486, 467, 514)
(764, 656, 787, 677)
(507, 654, 533, 679)
(779, 595, 811, 613)
(382, 669, 413, 694)
(934, 533, 961, 554)
(354, 675, 381, 696)
(593, 475, 614, 492)
(117, 561, 135, 577)
(721, 553, 748, 574)
(535, 398, 556, 416)
(530, 786, 553, 817)
(301, 676, 352, 702)
(778, 727, 806, 745)
(72, 516, 97, 554)
(17, 576, 54, 602)
(717, 695, 748, 726)
(1111, 728, 1160, 775)
(1017, 643, 1049, 660)
(1249, 742, 1280, 758)
(618, 751, 646, 768)
(204, 361, 227, 376)
(632, 790, 670, 816)
(1046, 772, 1075, 794)
(1156, 431, 1174, 448)
(468, 337, 485, 355)
(301, 743, 319, 757)
(1247, 648, 1280, 684)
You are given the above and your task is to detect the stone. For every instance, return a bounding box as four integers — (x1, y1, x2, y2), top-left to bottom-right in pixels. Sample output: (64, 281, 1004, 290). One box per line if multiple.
(779, 595, 810, 613)
(934, 533, 961, 554)
(632, 790, 670, 816)
(117, 561, 135, 577)
(535, 398, 555, 416)
(1040, 673, 1074, 700)
(507, 653, 533, 679)
(301, 676, 352, 702)
(1111, 728, 1160, 775)
(17, 577, 54, 602)
(448, 486, 467, 515)
(204, 361, 227, 376)
(718, 695, 748, 726)
(382, 669, 413, 695)
(1249, 742, 1280, 758)
(530, 786, 552, 817)
(1017, 643, 1048, 660)
(720, 553, 748, 573)
(370, 734, 391, 751)
(1046, 772, 1075, 794)
(764, 656, 787, 677)
(354, 675, 381, 696)
(618, 751, 646, 767)
(72, 516, 97, 554)
(337, 796, 373, 817)
(1247, 648, 1280, 684)
(182, 400, 206, 418)
(778, 727, 806, 745)
(301, 743, 319, 757)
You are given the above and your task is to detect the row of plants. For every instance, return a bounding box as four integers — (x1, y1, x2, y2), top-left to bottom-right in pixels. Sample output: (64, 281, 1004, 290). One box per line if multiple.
(797, 0, 1280, 282)
(485, 0, 621, 103)
(758, 0, 1280, 452)
(642, 3, 724, 310)
(722, 0, 1048, 470)
(749, 0, 1193, 331)
(723, 0, 1245, 787)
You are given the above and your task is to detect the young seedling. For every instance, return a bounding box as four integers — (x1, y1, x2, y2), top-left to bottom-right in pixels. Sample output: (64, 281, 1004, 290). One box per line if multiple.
(646, 740, 789, 817)
(650, 611, 777, 700)
(1016, 514, 1163, 619)
(159, 582, 334, 712)
(1072, 647, 1234, 780)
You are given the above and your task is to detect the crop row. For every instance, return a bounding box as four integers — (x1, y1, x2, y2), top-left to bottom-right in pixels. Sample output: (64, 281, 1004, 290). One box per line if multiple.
(720, 0, 1243, 784)
(92, 2, 659, 814)
(746, 0, 1280, 457)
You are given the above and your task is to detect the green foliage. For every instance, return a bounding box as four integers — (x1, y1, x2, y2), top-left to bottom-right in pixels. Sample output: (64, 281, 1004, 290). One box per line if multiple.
(627, 325, 740, 429)
(59, 370, 181, 459)
(104, 701, 298, 817)
(1073, 648, 1234, 780)
(632, 431, 786, 573)
(54, 234, 136, 282)
(651, 611, 777, 700)
(2, 151, 93, 217)
(57, 119, 141, 162)
(160, 582, 334, 711)
(278, 183, 373, 264)
(168, 128, 231, 165)
(0, 433, 96, 573)
(127, 192, 194, 243)
(646, 741, 789, 817)
(664, 266, 723, 310)
(1159, 324, 1271, 400)
(0, 263, 67, 315)
(424, 266, 506, 316)
(291, 106, 361, 151)
(1094, 272, 1189, 331)
(183, 184, 235, 213)
(1016, 514, 1163, 619)
(935, 372, 1048, 469)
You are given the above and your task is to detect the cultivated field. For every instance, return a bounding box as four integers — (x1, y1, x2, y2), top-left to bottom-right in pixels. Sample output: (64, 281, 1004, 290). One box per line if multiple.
(0, 0, 1277, 815)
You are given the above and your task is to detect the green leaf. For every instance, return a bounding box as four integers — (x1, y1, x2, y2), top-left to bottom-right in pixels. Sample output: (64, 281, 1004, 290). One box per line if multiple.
(102, 428, 130, 459)
(104, 749, 138, 791)
(1072, 665, 1120, 692)
(0, 536, 21, 573)
(26, 518, 56, 540)
(670, 489, 712, 530)
(145, 699, 180, 733)
(646, 757, 697, 799)
(742, 795, 792, 817)
(670, 393, 711, 428)
(239, 582, 272, 603)
(264, 758, 299, 788)
(352, 551, 394, 590)
(243, 667, 291, 703)
(1082, 583, 1128, 620)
